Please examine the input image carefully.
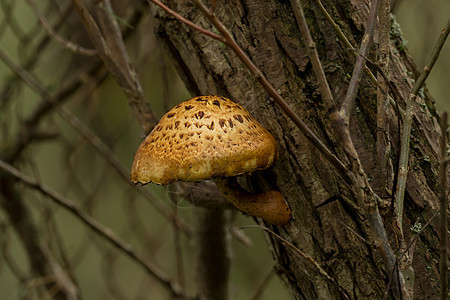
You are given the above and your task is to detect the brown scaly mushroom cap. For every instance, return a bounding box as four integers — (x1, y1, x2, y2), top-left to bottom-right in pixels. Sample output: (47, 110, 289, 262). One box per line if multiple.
(131, 95, 278, 185)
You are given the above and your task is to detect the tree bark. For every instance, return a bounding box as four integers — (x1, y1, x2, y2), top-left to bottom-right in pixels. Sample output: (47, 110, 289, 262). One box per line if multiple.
(153, 1, 443, 299)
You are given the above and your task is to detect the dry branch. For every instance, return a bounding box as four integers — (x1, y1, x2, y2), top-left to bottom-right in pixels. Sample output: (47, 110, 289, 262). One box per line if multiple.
(0, 44, 193, 236)
(290, 1, 405, 297)
(0, 159, 188, 299)
(394, 17, 450, 228)
(26, 0, 97, 56)
(339, 0, 381, 120)
(71, 0, 157, 133)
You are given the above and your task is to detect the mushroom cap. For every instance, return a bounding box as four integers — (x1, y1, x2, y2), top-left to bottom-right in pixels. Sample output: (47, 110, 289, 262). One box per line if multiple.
(131, 96, 278, 185)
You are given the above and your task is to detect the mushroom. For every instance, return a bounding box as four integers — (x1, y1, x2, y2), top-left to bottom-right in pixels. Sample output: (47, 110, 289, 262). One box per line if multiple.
(131, 95, 291, 225)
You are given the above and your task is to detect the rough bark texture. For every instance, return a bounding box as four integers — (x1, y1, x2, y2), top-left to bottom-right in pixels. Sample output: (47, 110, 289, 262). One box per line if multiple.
(153, 1, 442, 299)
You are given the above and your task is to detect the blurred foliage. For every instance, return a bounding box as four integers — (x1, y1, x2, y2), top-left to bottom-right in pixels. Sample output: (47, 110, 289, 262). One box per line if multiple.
(0, 0, 448, 299)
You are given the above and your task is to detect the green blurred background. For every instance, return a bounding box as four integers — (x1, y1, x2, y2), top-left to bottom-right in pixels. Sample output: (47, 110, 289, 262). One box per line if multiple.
(0, 0, 448, 299)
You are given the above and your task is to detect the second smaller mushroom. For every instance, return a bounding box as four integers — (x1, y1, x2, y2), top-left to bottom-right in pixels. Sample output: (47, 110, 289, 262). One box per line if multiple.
(131, 95, 291, 225)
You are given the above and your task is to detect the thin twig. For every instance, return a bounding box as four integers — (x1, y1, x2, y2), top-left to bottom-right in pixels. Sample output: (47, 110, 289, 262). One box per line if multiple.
(384, 212, 439, 299)
(26, 0, 97, 56)
(290, 0, 334, 108)
(148, 0, 225, 42)
(251, 269, 275, 300)
(313, 0, 377, 85)
(340, 0, 381, 120)
(394, 18, 450, 229)
(241, 225, 350, 300)
(188, 0, 348, 180)
(0, 159, 188, 299)
(71, 0, 157, 133)
(439, 112, 448, 300)
(313, 0, 404, 119)
(0, 44, 193, 237)
(290, 1, 405, 297)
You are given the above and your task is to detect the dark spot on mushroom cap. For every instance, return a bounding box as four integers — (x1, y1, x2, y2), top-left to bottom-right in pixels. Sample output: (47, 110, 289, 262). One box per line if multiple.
(167, 113, 176, 118)
(228, 119, 234, 128)
(213, 100, 221, 108)
(185, 105, 194, 110)
(206, 121, 215, 131)
(195, 111, 205, 119)
(233, 115, 244, 123)
(219, 119, 226, 128)
(174, 121, 180, 129)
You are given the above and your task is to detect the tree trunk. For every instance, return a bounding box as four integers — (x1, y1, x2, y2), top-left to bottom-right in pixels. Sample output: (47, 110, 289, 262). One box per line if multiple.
(153, 1, 442, 299)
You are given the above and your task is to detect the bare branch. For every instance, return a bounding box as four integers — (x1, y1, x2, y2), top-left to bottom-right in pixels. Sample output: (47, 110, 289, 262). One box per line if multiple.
(288, 2, 406, 297)
(189, 0, 348, 179)
(340, 0, 381, 120)
(411, 19, 450, 96)
(0, 159, 189, 299)
(26, 0, 97, 56)
(251, 270, 275, 300)
(149, 0, 225, 42)
(384, 212, 439, 299)
(394, 18, 450, 229)
(241, 225, 350, 300)
(70, 0, 157, 133)
(0, 181, 79, 299)
(0, 44, 193, 237)
(290, 0, 334, 108)
(313, 0, 378, 85)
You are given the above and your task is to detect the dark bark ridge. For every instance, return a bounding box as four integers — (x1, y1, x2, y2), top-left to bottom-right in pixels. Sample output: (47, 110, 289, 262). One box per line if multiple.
(154, 1, 442, 299)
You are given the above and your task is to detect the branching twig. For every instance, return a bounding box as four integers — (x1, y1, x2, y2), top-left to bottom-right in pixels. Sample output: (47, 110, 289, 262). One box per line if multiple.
(149, 0, 348, 178)
(0, 159, 188, 299)
(290, 1, 405, 297)
(188, 0, 348, 179)
(71, 0, 157, 133)
(394, 18, 450, 229)
(0, 44, 193, 237)
(26, 0, 97, 56)
(313, 0, 377, 85)
(384, 211, 439, 299)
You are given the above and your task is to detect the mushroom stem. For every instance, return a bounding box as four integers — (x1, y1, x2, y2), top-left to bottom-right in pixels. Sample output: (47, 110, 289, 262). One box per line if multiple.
(214, 178, 291, 225)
